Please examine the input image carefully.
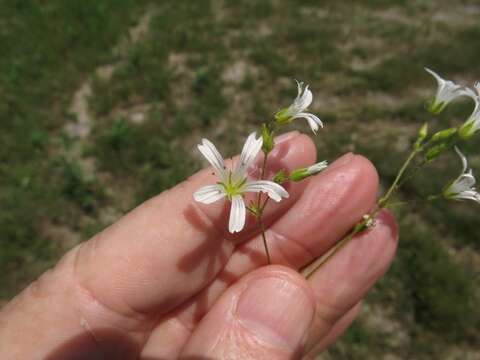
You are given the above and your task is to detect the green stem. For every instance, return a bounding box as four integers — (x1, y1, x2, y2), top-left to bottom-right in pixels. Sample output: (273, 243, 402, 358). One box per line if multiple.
(396, 159, 427, 189)
(301, 148, 422, 279)
(257, 148, 271, 264)
(301, 220, 367, 279)
(378, 148, 420, 209)
(259, 217, 271, 265)
(386, 195, 442, 209)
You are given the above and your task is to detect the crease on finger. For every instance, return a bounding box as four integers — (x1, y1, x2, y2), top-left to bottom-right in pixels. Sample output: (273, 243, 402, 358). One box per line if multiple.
(306, 301, 363, 357)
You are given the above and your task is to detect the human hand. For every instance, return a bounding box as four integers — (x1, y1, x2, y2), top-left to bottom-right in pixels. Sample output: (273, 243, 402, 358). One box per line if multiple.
(0, 131, 397, 359)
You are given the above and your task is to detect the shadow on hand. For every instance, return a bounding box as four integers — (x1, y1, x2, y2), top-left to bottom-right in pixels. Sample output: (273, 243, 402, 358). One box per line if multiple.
(44, 327, 216, 359)
(45, 328, 138, 360)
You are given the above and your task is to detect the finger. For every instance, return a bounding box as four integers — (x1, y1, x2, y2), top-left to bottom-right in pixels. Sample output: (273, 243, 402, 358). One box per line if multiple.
(305, 301, 362, 358)
(75, 131, 315, 316)
(180, 266, 315, 360)
(304, 210, 398, 353)
(142, 153, 378, 357)
(0, 132, 315, 359)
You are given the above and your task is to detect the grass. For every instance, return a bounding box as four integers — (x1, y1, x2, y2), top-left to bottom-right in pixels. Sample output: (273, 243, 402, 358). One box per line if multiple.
(1, 0, 479, 357)
(0, 0, 149, 297)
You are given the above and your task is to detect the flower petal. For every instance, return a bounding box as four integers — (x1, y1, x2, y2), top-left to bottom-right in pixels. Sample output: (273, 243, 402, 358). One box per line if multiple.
(450, 173, 476, 193)
(297, 85, 313, 110)
(294, 79, 304, 100)
(193, 184, 226, 204)
(229, 195, 246, 233)
(453, 190, 480, 203)
(424, 67, 444, 86)
(292, 112, 323, 134)
(243, 180, 289, 202)
(307, 160, 328, 175)
(233, 132, 263, 181)
(198, 138, 227, 180)
(455, 146, 468, 173)
(462, 85, 480, 133)
(425, 67, 464, 106)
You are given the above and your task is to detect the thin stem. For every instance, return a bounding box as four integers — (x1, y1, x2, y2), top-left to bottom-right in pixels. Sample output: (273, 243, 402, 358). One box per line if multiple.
(255, 154, 268, 208)
(397, 159, 427, 189)
(257, 146, 271, 264)
(378, 149, 420, 208)
(386, 195, 442, 209)
(302, 148, 422, 279)
(260, 196, 270, 212)
(301, 220, 366, 279)
(259, 217, 271, 265)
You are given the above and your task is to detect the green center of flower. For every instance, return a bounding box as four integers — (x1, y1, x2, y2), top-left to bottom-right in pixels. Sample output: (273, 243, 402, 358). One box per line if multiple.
(219, 172, 247, 200)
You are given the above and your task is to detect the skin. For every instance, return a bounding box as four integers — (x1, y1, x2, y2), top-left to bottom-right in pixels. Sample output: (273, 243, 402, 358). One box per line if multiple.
(0, 131, 398, 359)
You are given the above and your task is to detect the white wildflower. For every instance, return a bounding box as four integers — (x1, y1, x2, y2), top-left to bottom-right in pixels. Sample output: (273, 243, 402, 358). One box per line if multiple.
(425, 68, 465, 114)
(193, 132, 289, 233)
(443, 147, 480, 204)
(275, 80, 323, 134)
(459, 82, 480, 139)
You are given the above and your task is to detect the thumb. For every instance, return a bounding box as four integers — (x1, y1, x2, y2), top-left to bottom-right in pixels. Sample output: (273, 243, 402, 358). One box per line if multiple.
(180, 266, 315, 359)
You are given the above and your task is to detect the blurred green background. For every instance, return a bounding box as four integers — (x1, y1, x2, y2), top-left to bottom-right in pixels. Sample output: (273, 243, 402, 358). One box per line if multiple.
(1, 0, 479, 358)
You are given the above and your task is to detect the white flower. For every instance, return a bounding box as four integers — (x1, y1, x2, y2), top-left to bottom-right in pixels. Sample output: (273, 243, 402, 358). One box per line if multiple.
(425, 68, 465, 114)
(289, 160, 329, 182)
(443, 147, 480, 204)
(459, 82, 480, 139)
(193, 132, 289, 233)
(275, 80, 324, 134)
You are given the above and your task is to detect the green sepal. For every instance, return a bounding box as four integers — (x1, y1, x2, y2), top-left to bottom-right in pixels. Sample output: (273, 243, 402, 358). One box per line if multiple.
(414, 122, 429, 150)
(273, 169, 288, 184)
(289, 168, 309, 182)
(274, 108, 291, 125)
(261, 123, 274, 154)
(247, 201, 261, 217)
(441, 180, 455, 200)
(425, 143, 449, 161)
(426, 99, 446, 115)
(430, 127, 457, 143)
(459, 120, 475, 140)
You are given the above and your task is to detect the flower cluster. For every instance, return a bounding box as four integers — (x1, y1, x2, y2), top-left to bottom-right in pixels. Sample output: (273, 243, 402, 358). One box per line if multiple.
(425, 68, 480, 139)
(191, 72, 480, 270)
(425, 68, 480, 204)
(194, 80, 327, 235)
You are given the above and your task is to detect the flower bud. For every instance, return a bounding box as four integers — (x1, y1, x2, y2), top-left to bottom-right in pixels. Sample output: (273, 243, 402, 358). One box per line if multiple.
(430, 127, 457, 143)
(273, 169, 287, 184)
(261, 123, 274, 154)
(414, 122, 428, 150)
(289, 161, 328, 182)
(426, 143, 448, 161)
(459, 120, 475, 140)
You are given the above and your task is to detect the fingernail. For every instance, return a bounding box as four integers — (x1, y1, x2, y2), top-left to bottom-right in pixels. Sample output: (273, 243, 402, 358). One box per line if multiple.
(327, 152, 354, 171)
(274, 131, 300, 144)
(236, 276, 314, 351)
